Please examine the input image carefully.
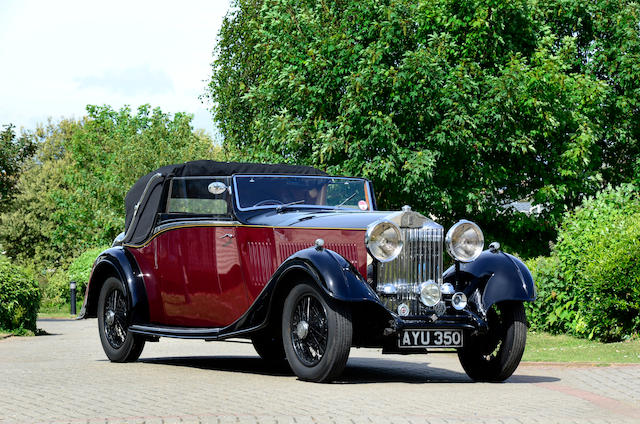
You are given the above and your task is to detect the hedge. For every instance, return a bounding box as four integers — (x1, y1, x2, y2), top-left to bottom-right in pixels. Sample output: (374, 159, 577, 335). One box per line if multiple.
(527, 184, 640, 341)
(0, 257, 40, 332)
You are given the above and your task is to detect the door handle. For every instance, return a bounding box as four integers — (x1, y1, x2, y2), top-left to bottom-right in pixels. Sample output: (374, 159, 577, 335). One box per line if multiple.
(220, 233, 234, 239)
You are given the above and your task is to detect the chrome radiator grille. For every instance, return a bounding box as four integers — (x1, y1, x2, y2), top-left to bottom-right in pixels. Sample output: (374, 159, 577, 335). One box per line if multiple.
(377, 226, 444, 316)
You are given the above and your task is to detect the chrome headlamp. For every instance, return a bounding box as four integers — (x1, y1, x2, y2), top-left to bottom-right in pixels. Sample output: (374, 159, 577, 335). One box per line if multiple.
(445, 220, 484, 262)
(365, 220, 403, 262)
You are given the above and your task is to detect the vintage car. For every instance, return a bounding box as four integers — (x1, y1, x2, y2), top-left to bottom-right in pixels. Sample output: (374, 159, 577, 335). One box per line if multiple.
(80, 160, 535, 382)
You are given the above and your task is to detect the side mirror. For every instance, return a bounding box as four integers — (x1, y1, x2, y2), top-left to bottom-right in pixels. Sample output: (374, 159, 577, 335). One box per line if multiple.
(208, 181, 228, 195)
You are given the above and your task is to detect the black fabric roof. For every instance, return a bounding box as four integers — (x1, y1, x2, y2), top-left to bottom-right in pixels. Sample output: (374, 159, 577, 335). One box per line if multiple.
(173, 160, 327, 178)
(123, 160, 326, 244)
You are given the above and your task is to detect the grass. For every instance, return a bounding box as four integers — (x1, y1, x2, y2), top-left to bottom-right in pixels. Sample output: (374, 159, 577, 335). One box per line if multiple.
(0, 328, 36, 337)
(523, 331, 640, 364)
(38, 299, 83, 319)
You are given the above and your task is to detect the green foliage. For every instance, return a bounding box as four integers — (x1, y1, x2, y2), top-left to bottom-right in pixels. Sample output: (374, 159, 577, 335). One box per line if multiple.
(68, 246, 108, 296)
(525, 255, 574, 334)
(0, 124, 37, 207)
(554, 184, 640, 341)
(42, 269, 72, 309)
(0, 120, 76, 266)
(0, 105, 218, 268)
(0, 256, 40, 332)
(43, 246, 108, 307)
(208, 0, 640, 256)
(527, 184, 640, 341)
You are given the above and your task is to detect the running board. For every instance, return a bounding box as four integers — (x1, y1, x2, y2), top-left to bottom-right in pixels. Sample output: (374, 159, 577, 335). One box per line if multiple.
(129, 324, 222, 340)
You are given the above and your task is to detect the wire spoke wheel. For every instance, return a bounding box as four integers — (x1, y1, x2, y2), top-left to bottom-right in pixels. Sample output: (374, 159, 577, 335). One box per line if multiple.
(282, 282, 352, 382)
(291, 294, 329, 366)
(103, 288, 128, 349)
(97, 277, 145, 362)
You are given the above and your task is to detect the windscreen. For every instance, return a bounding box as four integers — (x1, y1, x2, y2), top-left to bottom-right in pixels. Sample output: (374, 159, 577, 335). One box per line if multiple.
(234, 176, 372, 211)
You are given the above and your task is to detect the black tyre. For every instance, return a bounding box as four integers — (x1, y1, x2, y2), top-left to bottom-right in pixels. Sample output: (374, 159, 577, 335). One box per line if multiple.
(97, 277, 145, 362)
(458, 302, 527, 382)
(282, 282, 352, 382)
(251, 331, 286, 361)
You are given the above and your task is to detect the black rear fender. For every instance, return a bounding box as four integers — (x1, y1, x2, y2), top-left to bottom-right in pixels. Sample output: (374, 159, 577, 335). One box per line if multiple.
(79, 247, 149, 324)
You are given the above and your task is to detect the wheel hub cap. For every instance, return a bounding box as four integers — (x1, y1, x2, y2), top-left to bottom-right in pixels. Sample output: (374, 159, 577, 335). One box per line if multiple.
(105, 310, 115, 326)
(296, 321, 309, 339)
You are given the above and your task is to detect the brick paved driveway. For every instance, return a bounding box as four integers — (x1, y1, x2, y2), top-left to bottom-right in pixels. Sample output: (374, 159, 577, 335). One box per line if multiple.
(1, 319, 639, 424)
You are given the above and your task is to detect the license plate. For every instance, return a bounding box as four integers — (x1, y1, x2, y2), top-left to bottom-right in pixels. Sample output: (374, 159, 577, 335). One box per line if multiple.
(398, 329, 463, 348)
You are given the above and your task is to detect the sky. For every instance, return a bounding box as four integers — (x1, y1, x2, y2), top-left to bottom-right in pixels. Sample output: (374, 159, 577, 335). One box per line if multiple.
(0, 0, 232, 138)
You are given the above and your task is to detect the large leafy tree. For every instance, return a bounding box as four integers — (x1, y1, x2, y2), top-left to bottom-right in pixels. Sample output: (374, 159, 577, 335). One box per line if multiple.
(208, 0, 640, 256)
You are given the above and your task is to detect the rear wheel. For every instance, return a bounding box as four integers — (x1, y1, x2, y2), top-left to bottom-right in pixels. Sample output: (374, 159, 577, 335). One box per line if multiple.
(97, 277, 145, 362)
(458, 302, 527, 382)
(282, 282, 352, 382)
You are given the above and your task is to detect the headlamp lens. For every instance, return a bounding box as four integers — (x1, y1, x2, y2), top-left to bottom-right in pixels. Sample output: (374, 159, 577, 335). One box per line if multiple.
(445, 220, 484, 262)
(365, 220, 403, 262)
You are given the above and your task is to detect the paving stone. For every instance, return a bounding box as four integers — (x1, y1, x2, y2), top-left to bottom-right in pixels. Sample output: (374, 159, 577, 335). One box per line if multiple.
(0, 319, 639, 424)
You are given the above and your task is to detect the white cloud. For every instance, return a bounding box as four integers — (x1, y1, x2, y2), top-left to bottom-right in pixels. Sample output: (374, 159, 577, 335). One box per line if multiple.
(0, 0, 231, 136)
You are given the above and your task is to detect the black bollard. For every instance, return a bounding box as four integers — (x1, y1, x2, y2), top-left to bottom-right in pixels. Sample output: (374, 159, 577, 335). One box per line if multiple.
(70, 281, 77, 315)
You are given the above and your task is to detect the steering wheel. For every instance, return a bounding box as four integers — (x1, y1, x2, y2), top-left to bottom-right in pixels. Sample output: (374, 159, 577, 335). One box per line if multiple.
(253, 199, 284, 207)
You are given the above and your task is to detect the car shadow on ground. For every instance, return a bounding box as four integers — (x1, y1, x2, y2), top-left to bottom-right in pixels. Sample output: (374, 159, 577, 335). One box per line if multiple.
(140, 356, 294, 377)
(138, 355, 559, 384)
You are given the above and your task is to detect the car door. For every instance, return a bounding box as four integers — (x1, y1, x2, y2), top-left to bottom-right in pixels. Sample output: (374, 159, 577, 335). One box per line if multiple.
(153, 176, 249, 327)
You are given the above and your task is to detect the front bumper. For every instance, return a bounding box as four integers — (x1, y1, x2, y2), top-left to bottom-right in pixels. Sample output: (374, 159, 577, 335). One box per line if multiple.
(380, 309, 488, 353)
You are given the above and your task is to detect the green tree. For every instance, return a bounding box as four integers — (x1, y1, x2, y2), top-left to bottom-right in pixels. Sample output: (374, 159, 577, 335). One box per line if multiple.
(207, 0, 640, 256)
(0, 105, 218, 268)
(0, 124, 37, 207)
(0, 119, 77, 265)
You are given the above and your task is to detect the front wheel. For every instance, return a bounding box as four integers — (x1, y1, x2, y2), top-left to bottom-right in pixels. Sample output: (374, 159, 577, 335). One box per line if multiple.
(458, 302, 527, 382)
(97, 277, 145, 362)
(282, 282, 352, 382)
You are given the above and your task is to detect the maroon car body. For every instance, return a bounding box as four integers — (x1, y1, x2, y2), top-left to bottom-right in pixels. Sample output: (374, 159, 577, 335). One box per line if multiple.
(129, 224, 368, 328)
(81, 160, 535, 382)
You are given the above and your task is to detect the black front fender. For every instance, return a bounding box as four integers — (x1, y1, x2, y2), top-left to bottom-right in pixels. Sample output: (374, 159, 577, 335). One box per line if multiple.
(443, 250, 536, 311)
(287, 246, 380, 302)
(79, 247, 149, 325)
(220, 246, 388, 337)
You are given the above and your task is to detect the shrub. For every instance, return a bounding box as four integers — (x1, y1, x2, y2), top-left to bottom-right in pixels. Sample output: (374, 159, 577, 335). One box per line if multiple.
(543, 184, 640, 341)
(42, 269, 73, 308)
(525, 255, 575, 335)
(0, 257, 40, 332)
(68, 246, 109, 298)
(43, 245, 108, 307)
